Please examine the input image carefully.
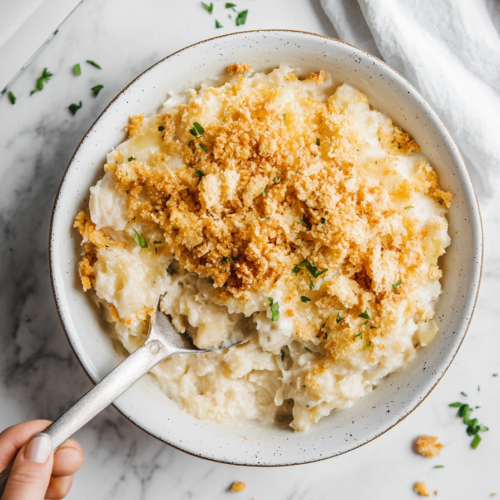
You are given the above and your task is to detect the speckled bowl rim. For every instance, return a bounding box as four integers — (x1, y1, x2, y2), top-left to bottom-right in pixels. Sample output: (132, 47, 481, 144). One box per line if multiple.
(49, 29, 483, 466)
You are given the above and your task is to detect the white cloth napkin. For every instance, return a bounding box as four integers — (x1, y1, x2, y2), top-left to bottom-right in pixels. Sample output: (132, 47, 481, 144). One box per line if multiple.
(320, 0, 500, 211)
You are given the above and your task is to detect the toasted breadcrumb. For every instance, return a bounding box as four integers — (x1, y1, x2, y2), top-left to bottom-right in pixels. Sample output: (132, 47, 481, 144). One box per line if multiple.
(491, 494, 497, 497)
(415, 435, 443, 458)
(434, 491, 438, 496)
(227, 63, 252, 75)
(414, 481, 430, 497)
(77, 66, 452, 366)
(229, 481, 246, 493)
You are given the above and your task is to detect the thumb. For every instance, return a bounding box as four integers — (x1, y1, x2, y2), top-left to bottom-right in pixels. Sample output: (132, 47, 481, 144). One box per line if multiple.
(2, 433, 53, 500)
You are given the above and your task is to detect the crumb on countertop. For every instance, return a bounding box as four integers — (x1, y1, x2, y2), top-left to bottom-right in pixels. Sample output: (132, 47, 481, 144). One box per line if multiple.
(415, 435, 443, 458)
(434, 491, 438, 496)
(229, 481, 246, 493)
(414, 481, 430, 497)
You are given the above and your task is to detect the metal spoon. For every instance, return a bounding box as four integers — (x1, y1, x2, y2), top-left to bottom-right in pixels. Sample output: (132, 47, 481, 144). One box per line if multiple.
(0, 299, 243, 493)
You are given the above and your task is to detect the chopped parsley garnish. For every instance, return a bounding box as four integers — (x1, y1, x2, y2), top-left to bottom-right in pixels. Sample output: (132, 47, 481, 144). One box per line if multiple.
(128, 156, 136, 162)
(201, 2, 213, 13)
(320, 217, 326, 224)
(91, 84, 104, 97)
(158, 126, 165, 132)
(226, 2, 237, 7)
(68, 101, 82, 115)
(434, 465, 444, 469)
(8, 91, 16, 105)
(360, 320, 368, 327)
(133, 229, 148, 248)
(304, 346, 314, 353)
(274, 176, 281, 183)
(362, 342, 372, 351)
(449, 401, 489, 449)
(86, 60, 102, 69)
(336, 310, 343, 323)
(301, 296, 311, 303)
(73, 63, 81, 76)
(235, 9, 248, 26)
(282, 113, 288, 126)
(262, 187, 267, 196)
(267, 297, 279, 321)
(323, 332, 328, 339)
(199, 143, 208, 152)
(31, 68, 53, 95)
(309, 277, 315, 290)
(195, 170, 205, 179)
(316, 138, 320, 146)
(259, 217, 270, 221)
(295, 259, 328, 278)
(392, 280, 403, 290)
(292, 265, 302, 276)
(153, 241, 163, 245)
(189, 121, 205, 136)
(215, 20, 223, 28)
(354, 332, 363, 339)
(299, 216, 306, 224)
(405, 206, 414, 210)
(222, 256, 229, 263)
(359, 310, 370, 320)
(461, 391, 468, 397)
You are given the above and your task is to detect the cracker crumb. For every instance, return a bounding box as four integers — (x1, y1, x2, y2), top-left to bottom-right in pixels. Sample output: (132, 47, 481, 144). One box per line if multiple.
(434, 491, 438, 496)
(414, 481, 430, 497)
(415, 435, 443, 458)
(305, 70, 326, 85)
(125, 115, 144, 138)
(227, 63, 252, 75)
(229, 481, 246, 493)
(491, 494, 497, 497)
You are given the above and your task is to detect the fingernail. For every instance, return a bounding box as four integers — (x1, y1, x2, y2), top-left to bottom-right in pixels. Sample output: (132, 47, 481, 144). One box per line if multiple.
(25, 433, 53, 463)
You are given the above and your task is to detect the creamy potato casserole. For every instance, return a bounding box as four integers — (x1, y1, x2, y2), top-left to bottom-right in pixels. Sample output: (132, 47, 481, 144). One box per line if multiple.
(75, 64, 452, 432)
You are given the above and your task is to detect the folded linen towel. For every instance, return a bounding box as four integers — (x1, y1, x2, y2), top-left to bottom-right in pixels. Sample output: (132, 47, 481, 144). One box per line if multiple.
(321, 0, 500, 211)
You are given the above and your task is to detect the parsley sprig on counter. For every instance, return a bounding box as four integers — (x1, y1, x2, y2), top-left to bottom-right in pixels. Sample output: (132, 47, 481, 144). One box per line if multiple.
(86, 60, 102, 69)
(8, 91, 16, 105)
(91, 84, 104, 97)
(68, 101, 82, 115)
(133, 229, 148, 248)
(449, 401, 489, 448)
(236, 9, 248, 25)
(201, 2, 213, 14)
(31, 68, 53, 95)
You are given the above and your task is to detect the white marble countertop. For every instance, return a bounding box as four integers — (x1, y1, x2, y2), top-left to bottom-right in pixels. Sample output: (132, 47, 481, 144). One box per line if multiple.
(1, 1, 499, 498)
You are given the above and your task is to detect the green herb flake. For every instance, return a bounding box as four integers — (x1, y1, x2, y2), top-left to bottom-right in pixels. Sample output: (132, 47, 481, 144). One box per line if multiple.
(282, 113, 288, 126)
(225, 2, 237, 7)
(295, 259, 327, 279)
(8, 91, 16, 105)
(199, 143, 208, 152)
(235, 9, 248, 26)
(262, 187, 267, 196)
(320, 217, 326, 224)
(336, 310, 343, 323)
(405, 206, 414, 210)
(30, 68, 53, 95)
(193, 122, 205, 135)
(449, 402, 464, 408)
(128, 156, 136, 162)
(359, 310, 370, 320)
(222, 256, 229, 264)
(309, 277, 315, 290)
(153, 241, 163, 245)
(304, 346, 314, 353)
(471, 434, 481, 449)
(73, 63, 81, 76)
(201, 2, 213, 13)
(354, 332, 363, 339)
(133, 229, 148, 248)
(392, 280, 403, 290)
(362, 342, 372, 351)
(215, 19, 223, 28)
(461, 391, 468, 397)
(434, 465, 444, 469)
(301, 296, 311, 303)
(68, 101, 82, 115)
(292, 265, 301, 276)
(299, 216, 306, 225)
(360, 320, 368, 327)
(91, 84, 104, 97)
(274, 176, 281, 183)
(267, 297, 280, 322)
(195, 170, 205, 179)
(158, 126, 165, 132)
(86, 60, 102, 69)
(316, 138, 320, 146)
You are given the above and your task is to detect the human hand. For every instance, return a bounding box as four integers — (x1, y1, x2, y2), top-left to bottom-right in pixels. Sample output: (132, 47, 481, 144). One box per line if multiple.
(0, 420, 84, 500)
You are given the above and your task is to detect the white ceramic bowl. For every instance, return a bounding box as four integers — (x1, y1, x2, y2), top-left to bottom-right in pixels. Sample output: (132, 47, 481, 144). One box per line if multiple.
(50, 30, 482, 466)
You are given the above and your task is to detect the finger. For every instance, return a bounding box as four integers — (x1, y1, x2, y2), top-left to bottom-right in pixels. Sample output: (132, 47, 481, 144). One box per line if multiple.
(2, 433, 53, 500)
(52, 440, 84, 477)
(0, 421, 52, 471)
(45, 475, 73, 500)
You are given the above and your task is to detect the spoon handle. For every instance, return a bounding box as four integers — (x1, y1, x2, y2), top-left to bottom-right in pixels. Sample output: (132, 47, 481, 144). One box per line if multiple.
(0, 339, 167, 495)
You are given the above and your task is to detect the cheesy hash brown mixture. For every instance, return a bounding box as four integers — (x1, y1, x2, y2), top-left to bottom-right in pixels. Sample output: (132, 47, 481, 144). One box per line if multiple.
(75, 65, 452, 431)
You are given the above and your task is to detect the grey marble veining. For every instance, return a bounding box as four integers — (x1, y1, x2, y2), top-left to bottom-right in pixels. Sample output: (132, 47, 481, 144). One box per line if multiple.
(1, 1, 499, 498)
